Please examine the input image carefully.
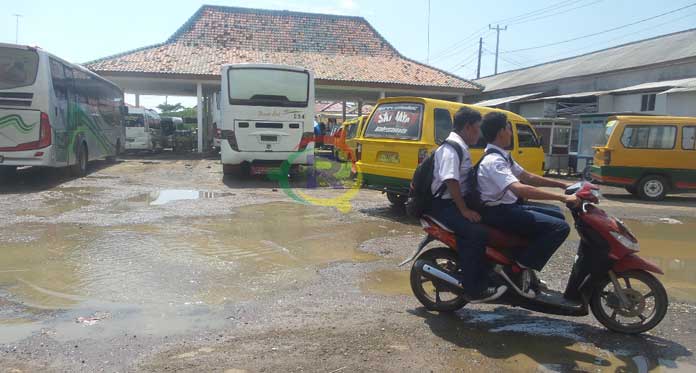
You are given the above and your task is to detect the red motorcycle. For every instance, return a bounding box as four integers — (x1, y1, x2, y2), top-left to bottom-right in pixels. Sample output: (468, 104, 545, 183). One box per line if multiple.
(401, 182, 668, 334)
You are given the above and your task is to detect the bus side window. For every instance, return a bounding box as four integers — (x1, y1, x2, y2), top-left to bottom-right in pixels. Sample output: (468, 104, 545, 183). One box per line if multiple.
(49, 59, 67, 101)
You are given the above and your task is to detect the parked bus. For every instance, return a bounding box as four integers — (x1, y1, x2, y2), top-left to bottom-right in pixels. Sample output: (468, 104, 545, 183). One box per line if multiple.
(0, 43, 126, 177)
(124, 107, 163, 152)
(219, 63, 315, 176)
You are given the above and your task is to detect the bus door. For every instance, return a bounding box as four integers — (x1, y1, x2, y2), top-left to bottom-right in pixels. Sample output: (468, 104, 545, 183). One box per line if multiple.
(49, 58, 70, 164)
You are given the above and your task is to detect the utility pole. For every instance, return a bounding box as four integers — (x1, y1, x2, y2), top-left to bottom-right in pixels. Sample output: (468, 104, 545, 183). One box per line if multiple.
(426, 0, 431, 63)
(13, 14, 22, 44)
(489, 24, 507, 75)
(476, 37, 483, 79)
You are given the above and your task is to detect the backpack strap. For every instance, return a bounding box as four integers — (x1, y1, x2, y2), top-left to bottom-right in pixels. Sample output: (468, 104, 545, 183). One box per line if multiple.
(433, 140, 465, 198)
(477, 147, 514, 205)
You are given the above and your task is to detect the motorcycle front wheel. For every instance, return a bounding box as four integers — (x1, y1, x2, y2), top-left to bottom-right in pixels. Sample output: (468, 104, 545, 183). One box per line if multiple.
(410, 247, 468, 312)
(590, 270, 668, 334)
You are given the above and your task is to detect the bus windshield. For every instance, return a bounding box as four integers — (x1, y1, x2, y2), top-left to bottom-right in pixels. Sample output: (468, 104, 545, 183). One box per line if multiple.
(125, 114, 145, 127)
(0, 47, 39, 90)
(227, 68, 309, 107)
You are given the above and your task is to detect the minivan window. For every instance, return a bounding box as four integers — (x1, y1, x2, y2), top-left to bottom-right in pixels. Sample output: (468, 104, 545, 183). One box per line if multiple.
(0, 47, 39, 90)
(516, 123, 540, 147)
(603, 120, 618, 145)
(346, 121, 359, 139)
(434, 108, 452, 145)
(364, 103, 423, 140)
(621, 125, 676, 149)
(683, 127, 696, 150)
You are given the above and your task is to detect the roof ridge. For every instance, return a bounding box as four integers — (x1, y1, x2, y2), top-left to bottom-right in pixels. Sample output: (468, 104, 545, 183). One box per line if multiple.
(166, 4, 370, 44)
(477, 26, 696, 81)
(83, 42, 166, 66)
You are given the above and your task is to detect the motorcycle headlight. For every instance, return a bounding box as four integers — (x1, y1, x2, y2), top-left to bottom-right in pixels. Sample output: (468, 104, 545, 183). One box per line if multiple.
(609, 231, 640, 251)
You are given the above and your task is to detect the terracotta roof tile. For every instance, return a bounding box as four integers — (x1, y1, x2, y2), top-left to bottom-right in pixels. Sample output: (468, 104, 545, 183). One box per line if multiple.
(86, 5, 480, 91)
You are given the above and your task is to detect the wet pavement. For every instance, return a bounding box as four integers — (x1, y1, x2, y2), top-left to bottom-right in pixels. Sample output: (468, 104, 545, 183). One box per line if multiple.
(1, 156, 696, 372)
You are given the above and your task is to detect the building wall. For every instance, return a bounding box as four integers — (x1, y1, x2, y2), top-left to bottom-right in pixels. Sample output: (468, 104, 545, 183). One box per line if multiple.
(665, 91, 696, 116)
(518, 102, 545, 117)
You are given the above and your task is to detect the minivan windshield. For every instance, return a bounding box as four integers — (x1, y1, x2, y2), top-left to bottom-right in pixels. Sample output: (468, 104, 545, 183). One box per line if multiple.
(364, 103, 423, 140)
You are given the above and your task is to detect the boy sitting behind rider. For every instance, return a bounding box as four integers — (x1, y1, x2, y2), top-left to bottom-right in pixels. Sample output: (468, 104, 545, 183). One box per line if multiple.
(429, 107, 507, 303)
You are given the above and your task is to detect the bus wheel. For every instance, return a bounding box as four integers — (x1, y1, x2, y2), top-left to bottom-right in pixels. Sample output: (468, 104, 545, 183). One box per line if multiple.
(71, 143, 88, 178)
(0, 166, 17, 181)
(638, 175, 668, 201)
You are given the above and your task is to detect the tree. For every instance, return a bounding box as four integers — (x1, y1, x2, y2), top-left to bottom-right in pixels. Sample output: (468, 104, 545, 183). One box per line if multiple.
(157, 102, 183, 113)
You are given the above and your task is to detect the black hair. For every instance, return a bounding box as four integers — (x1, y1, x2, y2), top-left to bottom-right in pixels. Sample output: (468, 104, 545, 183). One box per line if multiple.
(481, 111, 508, 143)
(453, 107, 482, 132)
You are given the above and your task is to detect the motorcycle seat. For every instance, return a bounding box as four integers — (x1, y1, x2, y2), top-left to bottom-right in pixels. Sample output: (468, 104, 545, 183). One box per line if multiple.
(421, 214, 528, 252)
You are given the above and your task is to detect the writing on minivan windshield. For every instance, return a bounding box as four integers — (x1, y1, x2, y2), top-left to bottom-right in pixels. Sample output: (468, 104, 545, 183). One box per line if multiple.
(364, 103, 422, 140)
(228, 68, 309, 107)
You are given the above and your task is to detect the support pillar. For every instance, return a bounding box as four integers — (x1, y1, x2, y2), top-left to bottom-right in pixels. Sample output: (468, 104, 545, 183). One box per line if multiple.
(197, 83, 203, 153)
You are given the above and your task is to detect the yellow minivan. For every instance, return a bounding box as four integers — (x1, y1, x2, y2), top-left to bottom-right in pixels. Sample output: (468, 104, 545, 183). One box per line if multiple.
(355, 97, 544, 205)
(591, 115, 696, 201)
(334, 115, 366, 162)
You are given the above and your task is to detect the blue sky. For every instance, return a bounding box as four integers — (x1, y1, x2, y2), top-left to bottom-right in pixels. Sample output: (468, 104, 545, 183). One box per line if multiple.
(3, 0, 695, 108)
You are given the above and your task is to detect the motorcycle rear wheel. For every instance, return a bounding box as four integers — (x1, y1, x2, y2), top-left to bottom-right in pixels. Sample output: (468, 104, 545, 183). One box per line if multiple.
(410, 247, 468, 312)
(590, 270, 668, 334)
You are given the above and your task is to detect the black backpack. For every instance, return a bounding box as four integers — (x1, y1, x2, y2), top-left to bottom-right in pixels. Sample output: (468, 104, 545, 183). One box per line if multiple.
(464, 147, 511, 212)
(406, 140, 463, 218)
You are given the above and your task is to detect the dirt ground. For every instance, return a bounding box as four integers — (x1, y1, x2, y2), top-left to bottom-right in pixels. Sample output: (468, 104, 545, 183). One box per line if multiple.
(1, 154, 695, 372)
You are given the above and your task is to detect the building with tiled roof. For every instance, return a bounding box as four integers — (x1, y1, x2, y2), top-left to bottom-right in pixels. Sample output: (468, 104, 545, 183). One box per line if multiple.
(86, 5, 480, 100)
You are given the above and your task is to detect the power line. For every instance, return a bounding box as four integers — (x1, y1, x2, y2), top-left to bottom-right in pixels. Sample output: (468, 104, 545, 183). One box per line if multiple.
(448, 49, 481, 72)
(502, 2, 696, 54)
(492, 0, 579, 24)
(513, 10, 696, 67)
(428, 1, 596, 63)
(507, 0, 605, 26)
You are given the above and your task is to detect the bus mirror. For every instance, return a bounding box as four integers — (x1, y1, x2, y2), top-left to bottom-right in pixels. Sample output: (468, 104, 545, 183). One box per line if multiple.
(120, 106, 129, 115)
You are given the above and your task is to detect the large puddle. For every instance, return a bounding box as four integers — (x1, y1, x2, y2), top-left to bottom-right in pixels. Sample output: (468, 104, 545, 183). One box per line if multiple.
(0, 201, 408, 342)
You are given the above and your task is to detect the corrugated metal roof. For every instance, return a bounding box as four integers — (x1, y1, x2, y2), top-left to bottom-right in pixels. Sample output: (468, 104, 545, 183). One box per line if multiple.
(475, 92, 543, 107)
(609, 77, 696, 94)
(523, 90, 609, 102)
(475, 28, 696, 93)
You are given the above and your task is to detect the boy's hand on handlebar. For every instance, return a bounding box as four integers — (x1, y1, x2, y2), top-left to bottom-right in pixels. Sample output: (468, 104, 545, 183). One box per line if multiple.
(460, 208, 482, 223)
(564, 194, 580, 207)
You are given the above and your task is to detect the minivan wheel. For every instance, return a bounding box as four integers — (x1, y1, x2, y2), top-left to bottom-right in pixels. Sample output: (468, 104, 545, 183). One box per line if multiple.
(387, 192, 408, 206)
(637, 175, 667, 201)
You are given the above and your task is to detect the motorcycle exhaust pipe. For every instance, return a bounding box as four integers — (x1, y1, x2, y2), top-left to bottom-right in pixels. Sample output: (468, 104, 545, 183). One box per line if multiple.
(422, 264, 463, 288)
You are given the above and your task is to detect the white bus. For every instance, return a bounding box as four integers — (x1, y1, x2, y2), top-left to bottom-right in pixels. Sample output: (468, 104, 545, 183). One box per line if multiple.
(220, 64, 315, 176)
(124, 107, 164, 152)
(0, 43, 126, 177)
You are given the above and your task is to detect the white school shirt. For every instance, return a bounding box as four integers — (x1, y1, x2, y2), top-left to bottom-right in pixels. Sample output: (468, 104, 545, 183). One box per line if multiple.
(431, 132, 472, 199)
(477, 143, 525, 205)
